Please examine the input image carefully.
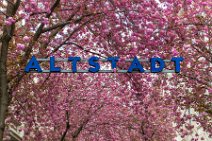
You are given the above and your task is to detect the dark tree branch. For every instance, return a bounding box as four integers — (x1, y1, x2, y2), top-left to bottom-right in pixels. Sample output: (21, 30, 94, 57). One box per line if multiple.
(42, 12, 95, 33)
(20, 0, 61, 66)
(65, 42, 107, 58)
(0, 10, 9, 17)
(47, 18, 94, 56)
(60, 111, 70, 141)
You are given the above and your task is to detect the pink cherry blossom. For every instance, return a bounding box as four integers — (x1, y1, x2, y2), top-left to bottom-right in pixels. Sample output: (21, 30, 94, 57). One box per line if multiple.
(23, 36, 30, 42)
(5, 17, 16, 25)
(17, 43, 25, 50)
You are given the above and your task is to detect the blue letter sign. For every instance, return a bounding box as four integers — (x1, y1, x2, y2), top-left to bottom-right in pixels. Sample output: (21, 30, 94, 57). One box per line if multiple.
(88, 56, 100, 73)
(150, 58, 165, 73)
(50, 56, 61, 72)
(24, 56, 184, 73)
(68, 57, 81, 73)
(171, 57, 184, 73)
(128, 57, 145, 73)
(25, 56, 42, 73)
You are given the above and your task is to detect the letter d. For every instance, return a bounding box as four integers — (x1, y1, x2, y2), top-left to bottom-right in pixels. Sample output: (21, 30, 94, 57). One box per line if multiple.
(150, 58, 165, 73)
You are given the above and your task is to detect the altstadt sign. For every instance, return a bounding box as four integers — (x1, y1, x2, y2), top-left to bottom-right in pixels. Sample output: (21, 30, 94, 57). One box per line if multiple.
(24, 56, 184, 73)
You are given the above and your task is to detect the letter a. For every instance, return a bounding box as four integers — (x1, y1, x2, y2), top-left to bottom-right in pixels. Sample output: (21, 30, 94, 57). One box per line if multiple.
(128, 57, 145, 73)
(24, 56, 42, 73)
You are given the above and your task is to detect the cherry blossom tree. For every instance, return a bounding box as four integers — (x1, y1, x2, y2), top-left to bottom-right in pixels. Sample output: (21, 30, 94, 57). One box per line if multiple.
(0, 0, 211, 140)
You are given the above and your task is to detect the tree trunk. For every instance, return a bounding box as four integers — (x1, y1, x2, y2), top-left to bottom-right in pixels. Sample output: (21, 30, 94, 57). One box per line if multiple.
(0, 1, 20, 140)
(0, 37, 10, 140)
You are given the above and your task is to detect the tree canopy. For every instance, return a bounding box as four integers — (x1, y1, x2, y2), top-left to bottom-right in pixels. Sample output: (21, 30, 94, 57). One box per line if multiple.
(0, 0, 211, 140)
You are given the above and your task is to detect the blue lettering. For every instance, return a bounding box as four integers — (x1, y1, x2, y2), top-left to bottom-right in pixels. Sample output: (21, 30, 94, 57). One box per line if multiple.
(107, 57, 119, 69)
(88, 56, 100, 73)
(171, 57, 184, 73)
(24, 56, 42, 73)
(150, 58, 165, 73)
(128, 57, 144, 73)
(50, 56, 61, 72)
(68, 57, 81, 73)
